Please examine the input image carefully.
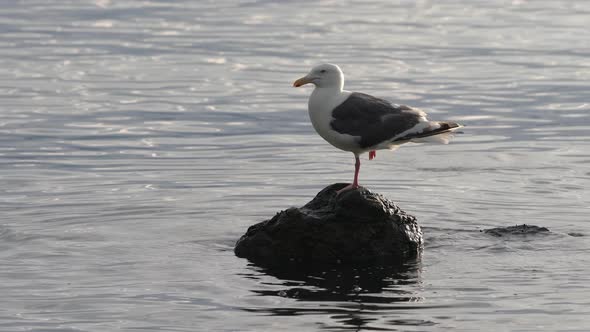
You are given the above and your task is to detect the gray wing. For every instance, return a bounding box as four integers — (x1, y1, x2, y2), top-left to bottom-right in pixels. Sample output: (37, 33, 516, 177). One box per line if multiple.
(330, 92, 424, 148)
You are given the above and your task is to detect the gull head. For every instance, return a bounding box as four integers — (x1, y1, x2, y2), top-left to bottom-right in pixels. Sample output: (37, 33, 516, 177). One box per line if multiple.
(293, 63, 344, 90)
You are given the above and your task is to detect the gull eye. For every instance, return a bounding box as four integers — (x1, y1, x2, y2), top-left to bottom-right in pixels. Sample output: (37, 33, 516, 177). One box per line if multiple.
(320, 69, 327, 73)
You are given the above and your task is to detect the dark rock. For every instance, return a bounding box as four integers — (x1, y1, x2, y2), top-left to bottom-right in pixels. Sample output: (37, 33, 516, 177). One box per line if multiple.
(483, 224, 550, 237)
(567, 232, 585, 237)
(234, 183, 423, 267)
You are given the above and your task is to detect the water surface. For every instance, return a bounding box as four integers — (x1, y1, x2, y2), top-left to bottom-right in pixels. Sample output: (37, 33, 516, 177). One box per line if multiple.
(1, 1, 589, 331)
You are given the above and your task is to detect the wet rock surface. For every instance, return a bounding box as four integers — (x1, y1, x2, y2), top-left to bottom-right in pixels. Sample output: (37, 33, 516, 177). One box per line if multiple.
(235, 183, 423, 267)
(484, 224, 550, 237)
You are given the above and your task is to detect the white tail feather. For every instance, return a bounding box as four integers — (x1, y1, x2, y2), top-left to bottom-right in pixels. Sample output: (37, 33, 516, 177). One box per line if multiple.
(411, 131, 457, 144)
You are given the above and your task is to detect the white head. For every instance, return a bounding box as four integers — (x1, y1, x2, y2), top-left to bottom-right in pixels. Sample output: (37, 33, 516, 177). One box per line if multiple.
(293, 63, 344, 90)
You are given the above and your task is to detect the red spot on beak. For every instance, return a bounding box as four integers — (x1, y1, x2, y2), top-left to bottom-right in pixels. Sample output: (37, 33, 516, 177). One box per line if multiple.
(369, 150, 376, 160)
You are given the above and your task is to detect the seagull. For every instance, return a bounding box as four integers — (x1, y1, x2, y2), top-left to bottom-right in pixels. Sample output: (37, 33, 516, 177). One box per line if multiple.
(293, 63, 462, 193)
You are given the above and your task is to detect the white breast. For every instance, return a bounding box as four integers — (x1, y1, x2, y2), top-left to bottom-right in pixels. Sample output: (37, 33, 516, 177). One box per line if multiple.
(308, 88, 360, 153)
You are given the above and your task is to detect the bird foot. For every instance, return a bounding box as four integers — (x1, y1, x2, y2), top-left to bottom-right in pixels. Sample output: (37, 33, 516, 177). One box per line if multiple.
(336, 183, 359, 195)
(369, 150, 376, 160)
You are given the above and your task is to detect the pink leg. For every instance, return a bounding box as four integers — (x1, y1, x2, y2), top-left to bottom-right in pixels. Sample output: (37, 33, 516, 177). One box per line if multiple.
(337, 155, 361, 194)
(352, 155, 360, 187)
(369, 150, 376, 160)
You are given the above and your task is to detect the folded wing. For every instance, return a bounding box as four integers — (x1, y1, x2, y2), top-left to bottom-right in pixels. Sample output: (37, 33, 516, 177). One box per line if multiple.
(331, 92, 439, 148)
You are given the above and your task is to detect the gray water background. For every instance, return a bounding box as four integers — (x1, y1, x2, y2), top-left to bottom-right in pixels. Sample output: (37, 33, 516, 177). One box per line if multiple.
(1, 0, 589, 331)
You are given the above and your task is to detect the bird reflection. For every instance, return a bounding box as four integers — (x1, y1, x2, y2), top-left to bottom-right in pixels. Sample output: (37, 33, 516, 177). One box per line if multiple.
(240, 259, 424, 331)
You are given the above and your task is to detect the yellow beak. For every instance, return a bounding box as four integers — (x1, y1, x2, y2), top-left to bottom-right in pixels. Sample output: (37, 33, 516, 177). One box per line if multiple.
(293, 76, 313, 87)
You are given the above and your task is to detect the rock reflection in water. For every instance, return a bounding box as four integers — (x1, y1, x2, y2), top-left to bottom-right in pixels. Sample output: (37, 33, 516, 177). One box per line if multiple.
(241, 260, 427, 330)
